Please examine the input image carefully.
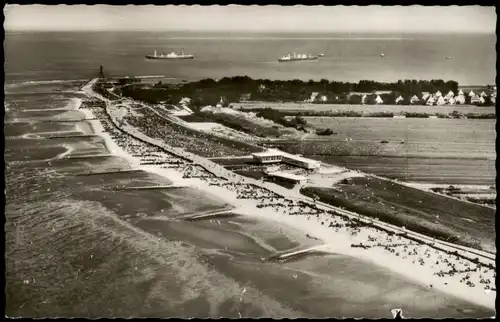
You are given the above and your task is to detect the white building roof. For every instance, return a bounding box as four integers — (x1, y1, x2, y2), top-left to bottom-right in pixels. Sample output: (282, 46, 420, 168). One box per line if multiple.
(251, 149, 284, 158)
(268, 171, 307, 182)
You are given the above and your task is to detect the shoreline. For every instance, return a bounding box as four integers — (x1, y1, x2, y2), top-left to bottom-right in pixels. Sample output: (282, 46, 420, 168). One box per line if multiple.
(81, 79, 496, 311)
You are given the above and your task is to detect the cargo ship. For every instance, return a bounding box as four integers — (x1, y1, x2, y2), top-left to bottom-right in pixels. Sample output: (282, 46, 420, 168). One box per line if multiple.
(145, 49, 194, 60)
(278, 52, 318, 62)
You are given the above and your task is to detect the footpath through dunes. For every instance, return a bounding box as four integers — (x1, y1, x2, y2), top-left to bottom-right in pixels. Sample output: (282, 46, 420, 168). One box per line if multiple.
(300, 177, 496, 254)
(77, 78, 498, 314)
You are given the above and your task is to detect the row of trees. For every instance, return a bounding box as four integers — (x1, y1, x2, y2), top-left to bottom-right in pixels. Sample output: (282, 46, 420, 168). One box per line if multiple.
(120, 76, 463, 108)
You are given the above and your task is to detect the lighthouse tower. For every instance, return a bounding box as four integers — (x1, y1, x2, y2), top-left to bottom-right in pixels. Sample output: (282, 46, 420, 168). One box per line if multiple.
(99, 65, 104, 78)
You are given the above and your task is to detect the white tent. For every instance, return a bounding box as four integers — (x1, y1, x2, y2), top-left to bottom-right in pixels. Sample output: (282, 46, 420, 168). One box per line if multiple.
(320, 95, 327, 102)
(375, 95, 384, 104)
(458, 89, 464, 95)
(455, 95, 465, 104)
(435, 90, 442, 97)
(361, 94, 367, 104)
(491, 96, 496, 104)
(480, 91, 487, 97)
(395, 95, 404, 104)
(479, 96, 485, 104)
(468, 90, 476, 97)
(448, 97, 456, 105)
(436, 96, 446, 106)
(446, 90, 455, 98)
(471, 95, 482, 104)
(421, 92, 430, 100)
(410, 95, 420, 104)
(426, 96, 436, 105)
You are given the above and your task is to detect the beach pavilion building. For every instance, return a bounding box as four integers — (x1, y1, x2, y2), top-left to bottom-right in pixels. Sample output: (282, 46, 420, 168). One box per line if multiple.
(251, 149, 321, 170)
(267, 171, 308, 185)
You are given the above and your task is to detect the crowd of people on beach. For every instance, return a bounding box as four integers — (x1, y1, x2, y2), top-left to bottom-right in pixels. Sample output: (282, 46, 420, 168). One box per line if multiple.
(80, 92, 497, 296)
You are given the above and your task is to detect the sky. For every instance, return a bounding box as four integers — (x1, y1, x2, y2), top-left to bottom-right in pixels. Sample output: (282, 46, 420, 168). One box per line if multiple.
(4, 5, 496, 33)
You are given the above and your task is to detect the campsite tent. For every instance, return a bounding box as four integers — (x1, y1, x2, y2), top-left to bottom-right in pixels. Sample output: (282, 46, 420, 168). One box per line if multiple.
(458, 89, 464, 95)
(426, 96, 436, 105)
(395, 95, 404, 104)
(435, 90, 442, 97)
(480, 91, 487, 97)
(448, 97, 456, 105)
(471, 95, 482, 104)
(436, 96, 446, 106)
(446, 90, 455, 98)
(491, 96, 496, 104)
(410, 95, 420, 104)
(455, 95, 466, 104)
(479, 96, 485, 104)
(468, 90, 476, 97)
(421, 92, 430, 101)
(375, 95, 384, 104)
(361, 94, 367, 104)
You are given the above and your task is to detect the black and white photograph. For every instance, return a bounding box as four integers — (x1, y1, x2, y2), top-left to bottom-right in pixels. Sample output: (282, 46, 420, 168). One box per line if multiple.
(3, 4, 496, 318)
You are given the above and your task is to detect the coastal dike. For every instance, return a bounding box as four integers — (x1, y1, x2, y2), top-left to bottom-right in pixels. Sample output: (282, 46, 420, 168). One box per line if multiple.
(83, 78, 495, 310)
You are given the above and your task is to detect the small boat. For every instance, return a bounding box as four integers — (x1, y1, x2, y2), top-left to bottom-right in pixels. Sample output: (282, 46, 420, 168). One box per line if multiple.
(380, 53, 385, 57)
(445, 56, 454, 60)
(318, 53, 325, 57)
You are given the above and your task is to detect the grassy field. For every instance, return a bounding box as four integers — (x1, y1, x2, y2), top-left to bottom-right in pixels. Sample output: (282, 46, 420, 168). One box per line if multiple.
(301, 176, 496, 253)
(303, 117, 495, 159)
(179, 111, 297, 138)
(236, 102, 495, 115)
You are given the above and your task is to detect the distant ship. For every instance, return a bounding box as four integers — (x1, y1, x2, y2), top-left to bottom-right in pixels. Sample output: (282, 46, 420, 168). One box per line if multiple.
(380, 53, 385, 57)
(278, 52, 318, 62)
(445, 56, 454, 60)
(146, 49, 194, 60)
(318, 53, 325, 57)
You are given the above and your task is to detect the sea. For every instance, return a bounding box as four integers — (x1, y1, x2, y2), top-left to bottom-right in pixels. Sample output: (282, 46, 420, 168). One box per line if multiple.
(4, 31, 496, 318)
(5, 31, 496, 85)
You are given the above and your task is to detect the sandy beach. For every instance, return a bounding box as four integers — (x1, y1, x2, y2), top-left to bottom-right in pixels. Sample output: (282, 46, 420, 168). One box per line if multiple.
(81, 79, 495, 311)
